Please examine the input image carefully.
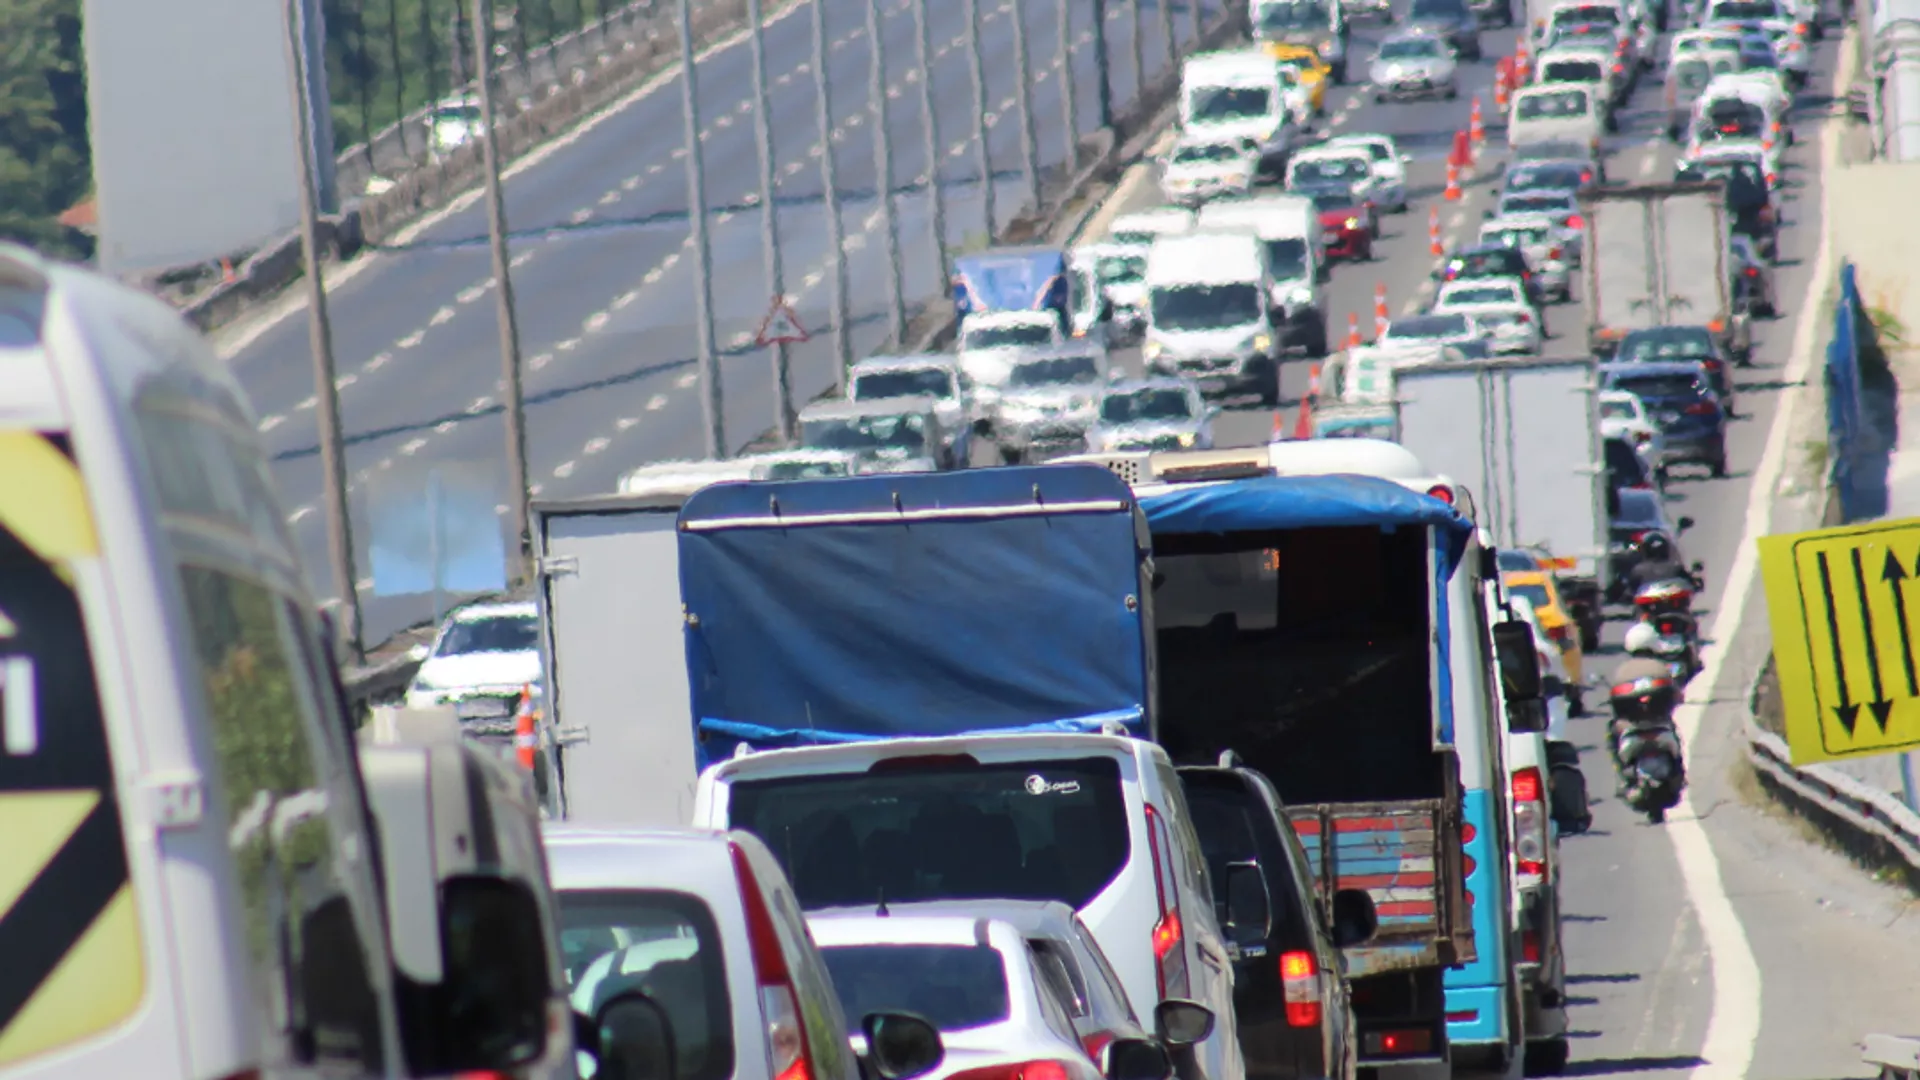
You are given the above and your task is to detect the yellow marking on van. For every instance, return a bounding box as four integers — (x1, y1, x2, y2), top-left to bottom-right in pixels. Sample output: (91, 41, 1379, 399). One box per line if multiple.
(0, 431, 98, 562)
(0, 604, 14, 637)
(0, 885, 143, 1067)
(0, 792, 96, 917)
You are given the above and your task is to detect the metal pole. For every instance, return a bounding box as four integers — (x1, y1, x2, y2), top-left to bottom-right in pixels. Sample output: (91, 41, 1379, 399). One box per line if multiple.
(913, 0, 952, 288)
(1058, 0, 1080, 167)
(285, 0, 364, 662)
(1158, 0, 1177, 76)
(678, 0, 727, 456)
(1090, 0, 1114, 129)
(1009, 0, 1042, 215)
(746, 0, 796, 441)
(1129, 0, 1147, 115)
(1901, 752, 1920, 812)
(865, 0, 909, 344)
(965, 0, 996, 243)
(470, 0, 536, 560)
(812, 0, 854, 376)
(1187, 0, 1201, 51)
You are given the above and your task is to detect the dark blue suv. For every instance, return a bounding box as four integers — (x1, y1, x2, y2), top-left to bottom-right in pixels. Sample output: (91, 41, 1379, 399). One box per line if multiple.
(1600, 361, 1729, 478)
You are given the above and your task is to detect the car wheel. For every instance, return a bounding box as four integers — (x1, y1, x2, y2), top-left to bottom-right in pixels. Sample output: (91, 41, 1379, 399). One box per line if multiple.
(1446, 83, 1459, 98)
(1711, 453, 1729, 479)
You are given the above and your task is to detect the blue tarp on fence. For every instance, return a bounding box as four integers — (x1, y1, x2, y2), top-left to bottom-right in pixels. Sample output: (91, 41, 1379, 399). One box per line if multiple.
(1827, 260, 1894, 522)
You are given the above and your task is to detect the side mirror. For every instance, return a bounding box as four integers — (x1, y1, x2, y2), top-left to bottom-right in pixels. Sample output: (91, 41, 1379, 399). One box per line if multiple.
(1331, 888, 1380, 947)
(864, 1012, 946, 1080)
(592, 991, 679, 1080)
(1221, 861, 1272, 949)
(1483, 208, 1496, 219)
(1104, 1036, 1175, 1080)
(1153, 1000, 1218, 1047)
(1677, 514, 1696, 531)
(1493, 619, 1545, 701)
(1691, 560, 1705, 574)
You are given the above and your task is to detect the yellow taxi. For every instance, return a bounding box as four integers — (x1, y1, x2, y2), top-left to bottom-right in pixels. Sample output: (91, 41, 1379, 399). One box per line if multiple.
(1502, 569, 1585, 692)
(1262, 43, 1331, 113)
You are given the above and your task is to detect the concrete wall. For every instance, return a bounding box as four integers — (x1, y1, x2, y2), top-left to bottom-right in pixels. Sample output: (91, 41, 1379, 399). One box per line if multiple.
(1828, 160, 1920, 333)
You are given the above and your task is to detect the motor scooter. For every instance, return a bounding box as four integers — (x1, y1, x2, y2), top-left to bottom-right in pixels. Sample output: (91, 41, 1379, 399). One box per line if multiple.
(1608, 674, 1686, 824)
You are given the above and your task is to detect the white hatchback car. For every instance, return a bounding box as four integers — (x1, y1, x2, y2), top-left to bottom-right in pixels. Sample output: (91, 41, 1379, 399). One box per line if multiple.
(808, 905, 1212, 1080)
(693, 733, 1246, 1080)
(1429, 298, 1542, 354)
(1598, 389, 1669, 476)
(545, 826, 950, 1080)
(405, 600, 543, 709)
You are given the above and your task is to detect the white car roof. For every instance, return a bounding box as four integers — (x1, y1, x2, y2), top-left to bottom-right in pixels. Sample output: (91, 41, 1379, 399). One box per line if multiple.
(1290, 145, 1372, 164)
(806, 911, 1029, 950)
(1482, 212, 1560, 231)
(965, 310, 1060, 328)
(1435, 298, 1532, 313)
(449, 600, 536, 621)
(700, 731, 1149, 784)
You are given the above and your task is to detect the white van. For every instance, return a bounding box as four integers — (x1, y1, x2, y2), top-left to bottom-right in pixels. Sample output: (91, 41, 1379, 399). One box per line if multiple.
(1195, 196, 1329, 355)
(1143, 232, 1281, 404)
(1109, 206, 1196, 249)
(691, 733, 1247, 1080)
(1180, 49, 1298, 173)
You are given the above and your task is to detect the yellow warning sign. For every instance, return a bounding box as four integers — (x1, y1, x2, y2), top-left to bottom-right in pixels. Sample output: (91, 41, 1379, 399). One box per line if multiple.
(1760, 518, 1920, 764)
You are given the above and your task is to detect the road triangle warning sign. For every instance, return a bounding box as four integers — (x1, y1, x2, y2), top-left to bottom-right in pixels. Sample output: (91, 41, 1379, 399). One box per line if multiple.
(755, 296, 810, 346)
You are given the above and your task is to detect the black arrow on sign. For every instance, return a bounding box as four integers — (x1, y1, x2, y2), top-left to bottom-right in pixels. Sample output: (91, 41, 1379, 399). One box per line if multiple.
(1851, 548, 1895, 733)
(1819, 551, 1859, 735)
(1883, 548, 1920, 699)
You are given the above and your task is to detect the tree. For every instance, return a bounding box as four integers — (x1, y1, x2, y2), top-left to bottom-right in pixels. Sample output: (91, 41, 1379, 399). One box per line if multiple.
(0, 0, 91, 259)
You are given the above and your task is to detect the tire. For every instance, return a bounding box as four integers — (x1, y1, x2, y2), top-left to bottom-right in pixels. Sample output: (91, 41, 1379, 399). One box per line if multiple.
(1648, 806, 1668, 824)
(999, 444, 1022, 466)
(1333, 61, 1349, 83)
(1525, 1038, 1573, 1077)
(1711, 452, 1729, 479)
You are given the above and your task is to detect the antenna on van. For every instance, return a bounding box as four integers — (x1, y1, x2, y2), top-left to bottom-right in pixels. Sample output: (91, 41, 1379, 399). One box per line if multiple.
(1218, 749, 1244, 769)
(876, 887, 890, 917)
(1100, 719, 1129, 737)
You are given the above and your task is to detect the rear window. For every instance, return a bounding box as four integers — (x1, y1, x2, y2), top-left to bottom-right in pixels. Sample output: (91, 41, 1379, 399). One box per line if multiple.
(1517, 88, 1589, 118)
(820, 944, 1011, 1033)
(558, 889, 735, 1080)
(1614, 490, 1664, 529)
(728, 756, 1132, 910)
(1507, 582, 1552, 612)
(1613, 374, 1703, 399)
(1544, 60, 1605, 82)
(1180, 777, 1305, 929)
(1497, 549, 1542, 572)
(1450, 251, 1526, 277)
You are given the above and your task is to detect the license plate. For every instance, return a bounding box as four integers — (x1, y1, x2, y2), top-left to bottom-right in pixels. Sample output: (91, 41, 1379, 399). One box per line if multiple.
(1399, 79, 1425, 90)
(1322, 231, 1340, 241)
(1658, 411, 1681, 423)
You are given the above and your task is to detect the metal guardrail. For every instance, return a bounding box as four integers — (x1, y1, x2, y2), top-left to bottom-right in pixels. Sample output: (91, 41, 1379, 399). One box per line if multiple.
(1742, 658, 1920, 872)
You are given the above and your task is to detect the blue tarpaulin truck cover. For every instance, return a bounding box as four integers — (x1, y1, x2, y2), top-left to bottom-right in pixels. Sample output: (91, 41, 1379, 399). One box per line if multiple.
(1139, 473, 1475, 744)
(677, 465, 1154, 766)
(952, 247, 1069, 320)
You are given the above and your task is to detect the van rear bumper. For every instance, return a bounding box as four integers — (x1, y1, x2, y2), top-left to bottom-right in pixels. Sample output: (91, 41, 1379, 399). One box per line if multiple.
(1441, 984, 1509, 1046)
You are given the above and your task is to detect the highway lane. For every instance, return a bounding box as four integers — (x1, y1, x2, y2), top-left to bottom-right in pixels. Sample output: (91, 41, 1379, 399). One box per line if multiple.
(1082, 13, 1920, 1077)
(236, 0, 1218, 640)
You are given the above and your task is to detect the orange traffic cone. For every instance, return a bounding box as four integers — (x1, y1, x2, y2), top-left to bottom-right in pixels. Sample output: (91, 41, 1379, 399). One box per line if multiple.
(1516, 38, 1531, 81)
(1495, 75, 1510, 110)
(513, 685, 538, 771)
(1444, 160, 1462, 201)
(1345, 312, 1362, 349)
(1470, 96, 1486, 147)
(1429, 205, 1444, 258)
(1292, 362, 1323, 440)
(220, 258, 236, 283)
(1373, 283, 1390, 339)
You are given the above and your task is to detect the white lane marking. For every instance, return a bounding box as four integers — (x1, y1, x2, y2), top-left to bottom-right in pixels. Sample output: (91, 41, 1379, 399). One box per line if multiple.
(599, 190, 622, 205)
(530, 352, 554, 371)
(1671, 49, 1855, 1080)
(259, 414, 286, 433)
(365, 352, 392, 372)
(298, 395, 317, 411)
(457, 283, 488, 304)
(569, 207, 594, 224)
(429, 305, 457, 326)
(556, 337, 581, 352)
(617, 416, 642, 430)
(613, 289, 640, 309)
(208, 0, 811, 360)
(288, 505, 314, 524)
(585, 311, 611, 333)
(437, 420, 458, 434)
(511, 250, 534, 268)
(1638, 153, 1657, 177)
(647, 394, 670, 411)
(397, 329, 425, 349)
(554, 460, 577, 478)
(622, 175, 641, 190)
(400, 437, 430, 456)
(335, 373, 358, 389)
(675, 372, 699, 389)
(583, 436, 612, 455)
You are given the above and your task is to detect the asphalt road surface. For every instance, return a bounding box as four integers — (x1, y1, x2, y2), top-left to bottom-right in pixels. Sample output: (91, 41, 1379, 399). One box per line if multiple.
(218, 0, 1217, 642)
(1078, 13, 1920, 1080)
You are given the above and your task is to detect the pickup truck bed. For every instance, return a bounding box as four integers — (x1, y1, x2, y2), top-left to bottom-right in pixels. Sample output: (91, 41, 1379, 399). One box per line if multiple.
(1285, 800, 1471, 976)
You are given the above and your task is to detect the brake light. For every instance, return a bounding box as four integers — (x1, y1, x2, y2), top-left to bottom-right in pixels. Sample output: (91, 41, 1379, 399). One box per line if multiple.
(1685, 400, 1718, 415)
(1549, 246, 1563, 259)
(1143, 805, 1190, 998)
(1516, 312, 1532, 324)
(1513, 766, 1548, 878)
(1427, 484, 1455, 504)
(946, 1062, 1078, 1080)
(1280, 951, 1323, 1027)
(1580, 171, 1592, 183)
(1082, 1031, 1118, 1064)
(1634, 430, 1651, 445)
(1766, 171, 1778, 186)
(1567, 214, 1584, 230)
(1744, 266, 1759, 278)
(1522, 928, 1542, 964)
(1612, 61, 1625, 73)
(1545, 622, 1571, 646)
(1630, 529, 1650, 543)
(731, 842, 815, 1080)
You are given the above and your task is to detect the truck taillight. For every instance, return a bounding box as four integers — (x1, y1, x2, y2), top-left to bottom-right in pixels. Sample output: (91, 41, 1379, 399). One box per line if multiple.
(731, 842, 815, 1080)
(1513, 766, 1548, 878)
(947, 1061, 1075, 1080)
(1567, 214, 1584, 230)
(1143, 805, 1190, 998)
(1548, 246, 1563, 259)
(1280, 951, 1324, 1027)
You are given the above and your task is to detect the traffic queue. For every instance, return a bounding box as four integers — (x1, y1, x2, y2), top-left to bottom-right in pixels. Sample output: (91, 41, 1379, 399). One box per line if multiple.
(385, 0, 1824, 1074)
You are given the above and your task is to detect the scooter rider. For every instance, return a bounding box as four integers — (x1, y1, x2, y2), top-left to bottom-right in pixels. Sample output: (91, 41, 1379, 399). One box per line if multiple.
(1610, 631, 1677, 758)
(1627, 532, 1693, 592)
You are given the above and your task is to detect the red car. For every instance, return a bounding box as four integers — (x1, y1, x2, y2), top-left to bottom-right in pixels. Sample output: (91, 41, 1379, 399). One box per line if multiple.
(1302, 188, 1376, 261)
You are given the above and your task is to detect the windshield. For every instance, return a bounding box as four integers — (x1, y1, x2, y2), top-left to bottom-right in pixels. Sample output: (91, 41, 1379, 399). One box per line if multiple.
(1741, 47, 1779, 68)
(1264, 237, 1310, 280)
(1386, 314, 1470, 340)
(801, 413, 931, 452)
(1094, 254, 1146, 284)
(1502, 193, 1573, 215)
(759, 460, 851, 480)
(1673, 59, 1716, 88)
(727, 756, 1132, 909)
(1614, 489, 1664, 528)
(1600, 398, 1640, 421)
(1485, 225, 1549, 247)
(1517, 89, 1590, 119)
(1293, 156, 1372, 183)
(1008, 355, 1102, 388)
(1543, 59, 1606, 81)
(1151, 283, 1264, 331)
(1507, 162, 1588, 190)
(1442, 284, 1519, 305)
(1102, 389, 1194, 423)
(1450, 250, 1526, 277)
(1614, 374, 1705, 400)
(1620, 327, 1716, 361)
(1508, 582, 1553, 612)
(1379, 37, 1444, 58)
(1555, 4, 1621, 23)
(558, 890, 734, 1080)
(822, 946, 1010, 1034)
(1174, 142, 1248, 164)
(1188, 85, 1274, 122)
(1711, 0, 1778, 17)
(1304, 190, 1359, 214)
(1257, 0, 1330, 28)
(1410, 0, 1466, 16)
(437, 613, 537, 656)
(853, 368, 954, 400)
(964, 322, 1055, 349)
